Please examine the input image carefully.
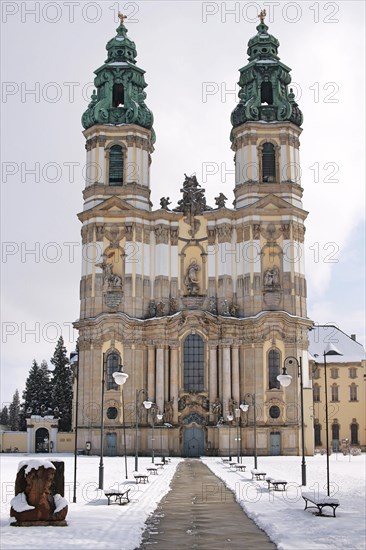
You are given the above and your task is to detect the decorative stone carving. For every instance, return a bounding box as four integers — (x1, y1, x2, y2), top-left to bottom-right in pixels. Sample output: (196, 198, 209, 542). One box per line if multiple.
(143, 227, 150, 244)
(104, 224, 124, 247)
(214, 193, 227, 209)
(252, 224, 261, 239)
(281, 223, 291, 240)
(156, 301, 165, 317)
(154, 224, 169, 244)
(169, 297, 178, 314)
(160, 197, 171, 210)
(173, 174, 211, 237)
(181, 412, 206, 425)
(170, 228, 179, 246)
(148, 300, 157, 318)
(217, 224, 232, 243)
(135, 225, 143, 242)
(244, 226, 250, 241)
(228, 398, 237, 417)
(10, 460, 67, 526)
(124, 223, 134, 241)
(236, 227, 244, 243)
(207, 228, 216, 245)
(104, 291, 122, 309)
(263, 266, 280, 290)
(99, 262, 122, 290)
(185, 260, 200, 295)
(96, 224, 104, 241)
(230, 303, 239, 317)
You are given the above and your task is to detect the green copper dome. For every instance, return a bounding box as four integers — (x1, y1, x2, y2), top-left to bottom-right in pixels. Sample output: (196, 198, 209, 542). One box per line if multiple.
(231, 19, 303, 137)
(82, 18, 155, 141)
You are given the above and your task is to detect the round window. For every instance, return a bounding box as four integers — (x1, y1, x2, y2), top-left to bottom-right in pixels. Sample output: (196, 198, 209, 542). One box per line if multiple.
(106, 406, 118, 420)
(269, 405, 281, 419)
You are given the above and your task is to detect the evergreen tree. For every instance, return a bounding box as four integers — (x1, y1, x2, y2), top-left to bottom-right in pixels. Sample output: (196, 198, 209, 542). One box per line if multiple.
(9, 390, 20, 431)
(50, 336, 73, 432)
(20, 359, 52, 429)
(0, 405, 9, 426)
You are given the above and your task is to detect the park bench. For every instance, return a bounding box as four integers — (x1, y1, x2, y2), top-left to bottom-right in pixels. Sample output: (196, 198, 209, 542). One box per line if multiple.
(146, 466, 159, 475)
(133, 473, 149, 484)
(234, 464, 247, 472)
(104, 488, 130, 506)
(155, 462, 165, 469)
(302, 492, 340, 517)
(229, 461, 238, 469)
(265, 476, 287, 491)
(251, 469, 267, 480)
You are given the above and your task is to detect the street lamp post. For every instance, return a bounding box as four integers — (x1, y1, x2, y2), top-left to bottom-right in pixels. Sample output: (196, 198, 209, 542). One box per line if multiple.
(240, 396, 257, 469)
(234, 408, 241, 463)
(98, 354, 106, 490)
(143, 400, 155, 463)
(156, 413, 164, 458)
(112, 365, 129, 480)
(321, 344, 342, 496)
(277, 355, 307, 486)
(70, 352, 79, 503)
(227, 414, 233, 460)
(134, 390, 150, 471)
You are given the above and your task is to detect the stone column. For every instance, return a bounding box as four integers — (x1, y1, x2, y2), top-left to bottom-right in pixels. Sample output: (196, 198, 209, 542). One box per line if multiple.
(169, 344, 179, 423)
(155, 345, 165, 413)
(147, 344, 155, 401)
(222, 343, 231, 417)
(209, 343, 218, 421)
(232, 344, 240, 407)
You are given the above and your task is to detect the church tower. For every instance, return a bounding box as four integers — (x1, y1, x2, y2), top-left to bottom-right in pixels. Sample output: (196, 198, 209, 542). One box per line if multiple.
(74, 14, 313, 460)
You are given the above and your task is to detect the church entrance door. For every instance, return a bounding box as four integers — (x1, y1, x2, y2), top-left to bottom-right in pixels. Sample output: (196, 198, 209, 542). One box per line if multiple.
(183, 426, 205, 457)
(106, 432, 117, 456)
(270, 432, 281, 455)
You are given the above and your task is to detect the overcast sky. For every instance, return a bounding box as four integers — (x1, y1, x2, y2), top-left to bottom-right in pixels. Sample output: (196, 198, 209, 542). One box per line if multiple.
(1, 1, 365, 407)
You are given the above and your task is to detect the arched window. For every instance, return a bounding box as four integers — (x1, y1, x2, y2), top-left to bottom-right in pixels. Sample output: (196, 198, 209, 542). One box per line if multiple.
(350, 421, 359, 445)
(314, 421, 321, 446)
(268, 349, 280, 390)
(261, 81, 273, 105)
(109, 145, 123, 186)
(331, 383, 339, 402)
(313, 383, 320, 402)
(262, 142, 276, 182)
(183, 334, 204, 391)
(349, 383, 358, 401)
(106, 351, 120, 391)
(332, 421, 340, 442)
(112, 83, 125, 107)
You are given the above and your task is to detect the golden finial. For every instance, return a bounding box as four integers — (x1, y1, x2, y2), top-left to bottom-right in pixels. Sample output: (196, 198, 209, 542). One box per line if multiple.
(258, 9, 267, 23)
(118, 12, 127, 25)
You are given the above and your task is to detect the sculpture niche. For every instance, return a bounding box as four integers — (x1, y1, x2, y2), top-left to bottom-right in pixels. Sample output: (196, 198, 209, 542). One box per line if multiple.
(10, 459, 68, 526)
(185, 260, 200, 296)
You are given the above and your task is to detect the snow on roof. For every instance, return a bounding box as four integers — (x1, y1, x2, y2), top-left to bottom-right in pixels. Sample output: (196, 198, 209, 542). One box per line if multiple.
(308, 325, 366, 364)
(17, 458, 56, 475)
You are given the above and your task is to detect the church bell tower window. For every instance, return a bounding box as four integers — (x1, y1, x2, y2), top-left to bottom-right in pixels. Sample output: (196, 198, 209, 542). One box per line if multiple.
(261, 81, 273, 105)
(262, 142, 276, 182)
(112, 83, 125, 107)
(109, 145, 124, 186)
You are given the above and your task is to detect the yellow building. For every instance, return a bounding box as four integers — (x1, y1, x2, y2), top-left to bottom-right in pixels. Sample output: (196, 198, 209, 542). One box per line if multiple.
(309, 326, 366, 451)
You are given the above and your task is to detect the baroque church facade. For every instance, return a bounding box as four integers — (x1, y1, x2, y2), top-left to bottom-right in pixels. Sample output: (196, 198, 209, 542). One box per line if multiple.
(74, 13, 314, 458)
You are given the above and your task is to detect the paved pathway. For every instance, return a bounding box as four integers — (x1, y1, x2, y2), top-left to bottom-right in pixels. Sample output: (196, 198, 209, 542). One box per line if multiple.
(138, 459, 276, 549)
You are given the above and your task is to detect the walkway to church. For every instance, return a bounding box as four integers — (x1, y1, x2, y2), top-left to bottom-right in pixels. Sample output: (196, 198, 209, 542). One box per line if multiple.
(137, 459, 276, 550)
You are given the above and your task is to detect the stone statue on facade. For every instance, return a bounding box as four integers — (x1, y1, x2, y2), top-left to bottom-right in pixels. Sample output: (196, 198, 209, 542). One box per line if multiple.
(169, 297, 178, 314)
(208, 296, 217, 315)
(156, 301, 165, 317)
(263, 266, 280, 289)
(164, 398, 174, 424)
(221, 299, 230, 316)
(160, 196, 171, 210)
(212, 398, 222, 425)
(228, 398, 237, 417)
(185, 260, 200, 295)
(99, 262, 122, 289)
(230, 303, 239, 317)
(214, 192, 227, 209)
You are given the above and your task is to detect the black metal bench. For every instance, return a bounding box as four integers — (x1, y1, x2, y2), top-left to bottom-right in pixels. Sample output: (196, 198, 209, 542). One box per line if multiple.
(134, 473, 149, 484)
(104, 488, 130, 505)
(251, 469, 267, 480)
(146, 467, 159, 475)
(265, 476, 288, 491)
(302, 492, 340, 517)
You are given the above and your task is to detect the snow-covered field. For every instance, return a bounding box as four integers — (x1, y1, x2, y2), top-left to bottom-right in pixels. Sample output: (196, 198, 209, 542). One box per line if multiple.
(0, 453, 365, 550)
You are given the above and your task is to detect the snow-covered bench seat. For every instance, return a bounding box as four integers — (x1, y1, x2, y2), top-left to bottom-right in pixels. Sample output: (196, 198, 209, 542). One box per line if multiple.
(133, 473, 149, 484)
(104, 488, 130, 506)
(265, 476, 287, 491)
(302, 492, 340, 517)
(251, 469, 267, 480)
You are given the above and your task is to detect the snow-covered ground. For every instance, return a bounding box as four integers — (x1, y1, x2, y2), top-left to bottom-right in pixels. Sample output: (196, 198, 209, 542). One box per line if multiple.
(0, 453, 365, 550)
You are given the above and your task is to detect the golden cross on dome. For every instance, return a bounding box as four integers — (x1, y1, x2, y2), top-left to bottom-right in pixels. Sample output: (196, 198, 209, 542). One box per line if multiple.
(258, 9, 267, 23)
(118, 12, 127, 25)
